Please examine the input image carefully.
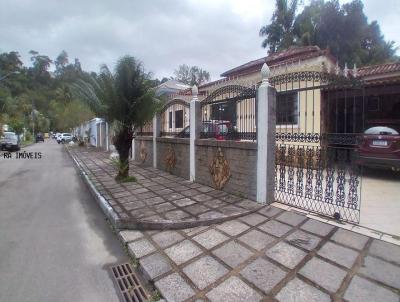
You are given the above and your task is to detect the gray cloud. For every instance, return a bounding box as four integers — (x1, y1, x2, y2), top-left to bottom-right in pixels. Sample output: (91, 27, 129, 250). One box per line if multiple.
(0, 0, 398, 80)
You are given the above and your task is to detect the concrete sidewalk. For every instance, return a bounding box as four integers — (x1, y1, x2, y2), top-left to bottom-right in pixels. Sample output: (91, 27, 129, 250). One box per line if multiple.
(69, 146, 400, 302)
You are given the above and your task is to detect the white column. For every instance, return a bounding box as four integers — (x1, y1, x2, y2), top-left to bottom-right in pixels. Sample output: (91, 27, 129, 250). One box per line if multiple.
(105, 122, 109, 151)
(190, 85, 201, 181)
(153, 114, 161, 168)
(256, 63, 276, 204)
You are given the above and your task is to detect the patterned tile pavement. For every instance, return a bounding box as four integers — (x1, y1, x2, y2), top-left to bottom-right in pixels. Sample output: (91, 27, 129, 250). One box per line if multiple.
(69, 147, 400, 302)
(69, 147, 263, 229)
(120, 207, 400, 302)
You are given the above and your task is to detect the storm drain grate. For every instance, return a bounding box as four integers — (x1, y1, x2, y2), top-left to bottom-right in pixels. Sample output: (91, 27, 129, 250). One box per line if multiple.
(110, 263, 149, 302)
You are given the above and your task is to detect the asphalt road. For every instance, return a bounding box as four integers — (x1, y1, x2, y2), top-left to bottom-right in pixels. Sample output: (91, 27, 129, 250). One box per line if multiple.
(0, 140, 127, 302)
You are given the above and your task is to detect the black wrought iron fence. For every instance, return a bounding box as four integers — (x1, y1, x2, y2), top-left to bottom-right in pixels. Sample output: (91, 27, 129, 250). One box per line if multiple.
(200, 84, 257, 141)
(272, 71, 364, 223)
(136, 122, 153, 137)
(160, 99, 190, 137)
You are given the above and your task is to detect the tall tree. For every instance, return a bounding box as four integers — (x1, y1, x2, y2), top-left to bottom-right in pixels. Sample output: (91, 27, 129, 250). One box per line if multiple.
(260, 0, 299, 54)
(73, 55, 158, 181)
(174, 64, 210, 86)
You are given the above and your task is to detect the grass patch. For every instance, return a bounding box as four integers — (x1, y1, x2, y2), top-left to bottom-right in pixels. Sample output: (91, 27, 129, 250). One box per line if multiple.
(115, 175, 137, 183)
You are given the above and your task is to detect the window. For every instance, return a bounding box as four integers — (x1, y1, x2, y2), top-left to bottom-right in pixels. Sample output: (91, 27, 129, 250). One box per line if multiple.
(175, 110, 183, 128)
(276, 92, 298, 125)
(168, 111, 172, 129)
(210, 102, 236, 123)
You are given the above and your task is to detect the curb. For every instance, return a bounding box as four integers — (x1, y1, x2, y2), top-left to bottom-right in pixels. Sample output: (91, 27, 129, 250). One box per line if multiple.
(67, 148, 123, 230)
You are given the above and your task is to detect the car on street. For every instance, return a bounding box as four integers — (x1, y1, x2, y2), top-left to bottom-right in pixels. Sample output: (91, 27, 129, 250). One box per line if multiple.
(57, 133, 73, 144)
(0, 132, 20, 151)
(36, 133, 44, 143)
(356, 122, 400, 171)
(176, 120, 239, 140)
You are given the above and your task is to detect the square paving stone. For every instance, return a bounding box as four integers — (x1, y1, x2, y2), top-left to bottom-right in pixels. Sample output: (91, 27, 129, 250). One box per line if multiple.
(219, 205, 245, 216)
(300, 257, 347, 292)
(300, 219, 335, 237)
(164, 192, 185, 201)
(219, 195, 242, 203)
(165, 240, 202, 265)
(192, 194, 213, 202)
(369, 239, 400, 265)
(154, 202, 177, 213)
(236, 199, 261, 210)
(164, 210, 190, 220)
(199, 211, 226, 219)
(144, 196, 165, 206)
(359, 256, 400, 289)
(181, 189, 201, 197)
(276, 211, 307, 226)
(173, 198, 196, 207)
(238, 230, 276, 251)
(139, 252, 172, 279)
(183, 226, 209, 236)
(193, 229, 228, 249)
(213, 241, 254, 268)
(197, 186, 215, 193)
(183, 256, 228, 290)
(286, 230, 321, 251)
(266, 241, 307, 269)
(331, 229, 369, 250)
(155, 272, 195, 302)
(276, 277, 331, 302)
(344, 276, 399, 302)
(206, 276, 262, 302)
(240, 258, 286, 293)
(184, 204, 210, 215)
(152, 231, 184, 248)
(119, 230, 143, 243)
(128, 238, 156, 258)
(258, 220, 292, 237)
(216, 220, 250, 236)
(318, 241, 359, 268)
(239, 213, 268, 226)
(203, 199, 227, 209)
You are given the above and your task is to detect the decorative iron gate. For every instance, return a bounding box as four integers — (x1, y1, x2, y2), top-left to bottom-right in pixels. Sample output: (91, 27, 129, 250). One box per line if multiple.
(272, 71, 364, 223)
(201, 84, 257, 140)
(159, 99, 190, 137)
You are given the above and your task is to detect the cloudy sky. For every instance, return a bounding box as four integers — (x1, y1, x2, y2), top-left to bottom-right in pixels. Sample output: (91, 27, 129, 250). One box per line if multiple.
(1, 0, 399, 80)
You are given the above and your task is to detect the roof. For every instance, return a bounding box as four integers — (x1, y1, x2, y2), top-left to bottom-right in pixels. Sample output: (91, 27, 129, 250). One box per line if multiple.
(220, 46, 335, 77)
(357, 62, 400, 78)
(156, 79, 190, 90)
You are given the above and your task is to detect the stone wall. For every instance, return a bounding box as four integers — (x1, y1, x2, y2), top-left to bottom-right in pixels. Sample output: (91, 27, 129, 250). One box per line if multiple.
(134, 136, 153, 167)
(195, 140, 257, 200)
(156, 138, 190, 179)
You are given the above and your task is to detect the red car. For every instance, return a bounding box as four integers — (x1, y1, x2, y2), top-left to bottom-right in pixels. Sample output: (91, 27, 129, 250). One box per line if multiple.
(356, 122, 400, 171)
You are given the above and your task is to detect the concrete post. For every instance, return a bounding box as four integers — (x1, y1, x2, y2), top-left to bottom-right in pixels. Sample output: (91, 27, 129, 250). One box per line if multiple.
(256, 63, 276, 204)
(153, 114, 161, 169)
(190, 85, 201, 181)
(106, 122, 110, 152)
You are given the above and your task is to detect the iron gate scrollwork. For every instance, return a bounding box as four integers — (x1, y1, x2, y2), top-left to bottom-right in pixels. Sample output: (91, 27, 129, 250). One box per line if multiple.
(273, 71, 364, 223)
(200, 84, 257, 141)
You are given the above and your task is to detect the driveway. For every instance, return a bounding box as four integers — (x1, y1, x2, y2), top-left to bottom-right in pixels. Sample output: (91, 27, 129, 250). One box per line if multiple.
(361, 168, 400, 236)
(0, 140, 127, 302)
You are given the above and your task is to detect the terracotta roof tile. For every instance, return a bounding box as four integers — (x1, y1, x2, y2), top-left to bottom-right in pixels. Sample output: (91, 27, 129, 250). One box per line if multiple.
(357, 62, 400, 77)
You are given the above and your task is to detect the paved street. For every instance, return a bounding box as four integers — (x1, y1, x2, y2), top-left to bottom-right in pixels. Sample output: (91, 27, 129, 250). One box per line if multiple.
(0, 141, 127, 302)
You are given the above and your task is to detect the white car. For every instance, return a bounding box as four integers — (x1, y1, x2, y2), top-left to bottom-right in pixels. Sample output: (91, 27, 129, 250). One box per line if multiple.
(57, 133, 72, 144)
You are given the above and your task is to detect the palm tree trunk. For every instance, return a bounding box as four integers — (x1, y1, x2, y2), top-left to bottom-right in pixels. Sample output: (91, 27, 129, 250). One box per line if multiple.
(114, 125, 133, 180)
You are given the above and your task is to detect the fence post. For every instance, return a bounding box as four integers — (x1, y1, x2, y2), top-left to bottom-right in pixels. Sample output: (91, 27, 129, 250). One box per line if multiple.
(190, 85, 201, 181)
(256, 63, 276, 204)
(153, 114, 161, 168)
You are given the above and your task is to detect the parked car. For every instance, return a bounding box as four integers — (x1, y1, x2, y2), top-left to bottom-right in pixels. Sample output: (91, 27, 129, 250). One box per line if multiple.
(176, 121, 239, 140)
(36, 133, 44, 143)
(356, 123, 400, 171)
(0, 132, 20, 151)
(57, 133, 73, 144)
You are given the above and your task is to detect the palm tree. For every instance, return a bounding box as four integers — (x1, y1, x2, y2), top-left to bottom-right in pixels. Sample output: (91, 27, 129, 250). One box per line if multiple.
(260, 0, 299, 53)
(73, 55, 158, 181)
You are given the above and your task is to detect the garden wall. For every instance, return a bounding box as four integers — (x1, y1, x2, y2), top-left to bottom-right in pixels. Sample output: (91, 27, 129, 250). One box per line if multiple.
(134, 136, 153, 167)
(195, 140, 257, 200)
(156, 138, 190, 179)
